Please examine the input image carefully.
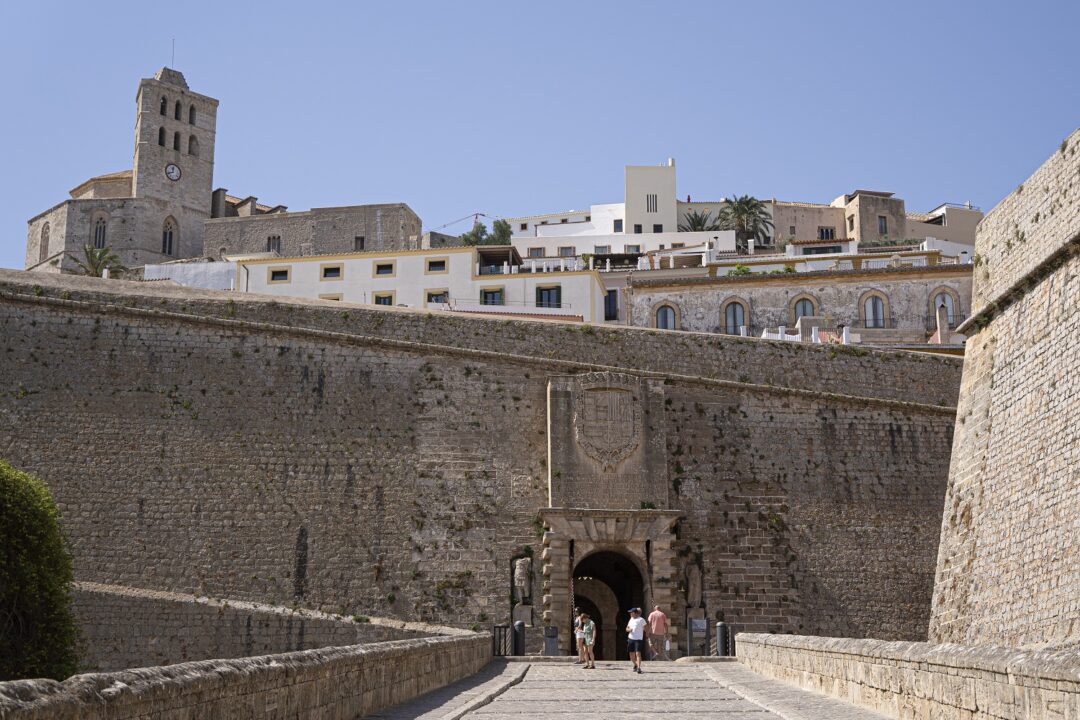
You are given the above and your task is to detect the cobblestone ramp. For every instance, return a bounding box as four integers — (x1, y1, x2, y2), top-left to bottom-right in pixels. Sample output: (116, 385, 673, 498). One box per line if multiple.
(372, 661, 888, 719)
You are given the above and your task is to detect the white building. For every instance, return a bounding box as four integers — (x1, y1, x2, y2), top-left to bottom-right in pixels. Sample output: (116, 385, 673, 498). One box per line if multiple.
(237, 246, 608, 323)
(506, 159, 738, 260)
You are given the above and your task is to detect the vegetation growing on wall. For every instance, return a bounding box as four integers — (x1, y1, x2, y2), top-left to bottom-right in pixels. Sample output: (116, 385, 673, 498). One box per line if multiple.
(0, 461, 79, 681)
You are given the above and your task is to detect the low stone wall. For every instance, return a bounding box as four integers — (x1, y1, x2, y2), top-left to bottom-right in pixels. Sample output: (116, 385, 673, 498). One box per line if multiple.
(737, 633, 1080, 719)
(72, 582, 431, 671)
(0, 634, 490, 719)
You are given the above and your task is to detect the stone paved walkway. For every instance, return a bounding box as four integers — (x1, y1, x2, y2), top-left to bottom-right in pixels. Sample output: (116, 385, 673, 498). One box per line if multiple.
(371, 660, 888, 719)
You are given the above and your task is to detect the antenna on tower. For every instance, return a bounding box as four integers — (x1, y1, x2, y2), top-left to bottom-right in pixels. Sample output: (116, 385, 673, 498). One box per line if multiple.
(171, 38, 175, 67)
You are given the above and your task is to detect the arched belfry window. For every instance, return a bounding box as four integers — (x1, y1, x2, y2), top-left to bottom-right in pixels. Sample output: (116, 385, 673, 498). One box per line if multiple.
(174, 100, 182, 120)
(39, 223, 50, 264)
(173, 132, 181, 151)
(188, 135, 199, 157)
(92, 216, 107, 249)
(161, 217, 177, 256)
(159, 96, 168, 115)
(157, 127, 166, 146)
(188, 104, 196, 125)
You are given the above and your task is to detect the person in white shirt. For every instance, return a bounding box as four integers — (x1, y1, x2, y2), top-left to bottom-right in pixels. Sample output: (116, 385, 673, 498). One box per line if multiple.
(625, 607, 648, 673)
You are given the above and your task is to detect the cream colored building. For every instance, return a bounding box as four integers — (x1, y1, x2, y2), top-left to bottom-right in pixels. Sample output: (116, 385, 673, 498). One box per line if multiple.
(237, 246, 607, 323)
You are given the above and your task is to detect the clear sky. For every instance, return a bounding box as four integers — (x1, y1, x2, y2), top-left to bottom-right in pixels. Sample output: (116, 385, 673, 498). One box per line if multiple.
(1, 0, 1077, 269)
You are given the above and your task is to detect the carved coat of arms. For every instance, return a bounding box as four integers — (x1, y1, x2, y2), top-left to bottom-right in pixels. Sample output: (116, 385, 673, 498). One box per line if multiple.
(573, 372, 641, 470)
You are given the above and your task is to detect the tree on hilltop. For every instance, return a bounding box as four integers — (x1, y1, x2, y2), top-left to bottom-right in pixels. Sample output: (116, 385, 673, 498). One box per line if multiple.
(0, 461, 79, 680)
(717, 196, 774, 254)
(678, 209, 721, 232)
(460, 219, 512, 246)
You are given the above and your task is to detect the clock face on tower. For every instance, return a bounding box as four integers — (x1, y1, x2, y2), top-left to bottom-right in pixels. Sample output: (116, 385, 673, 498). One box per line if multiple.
(165, 163, 181, 181)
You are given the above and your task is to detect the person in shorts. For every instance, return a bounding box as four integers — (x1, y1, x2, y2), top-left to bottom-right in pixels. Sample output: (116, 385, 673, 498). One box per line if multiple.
(574, 607, 585, 663)
(625, 607, 647, 673)
(581, 612, 596, 669)
(647, 605, 670, 660)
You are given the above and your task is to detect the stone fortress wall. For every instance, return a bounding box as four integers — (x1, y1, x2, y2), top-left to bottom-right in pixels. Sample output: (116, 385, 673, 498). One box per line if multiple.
(0, 268, 961, 650)
(72, 582, 429, 672)
(929, 128, 1080, 651)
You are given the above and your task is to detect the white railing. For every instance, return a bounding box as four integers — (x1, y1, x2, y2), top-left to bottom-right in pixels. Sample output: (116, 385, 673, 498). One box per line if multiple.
(760, 325, 860, 345)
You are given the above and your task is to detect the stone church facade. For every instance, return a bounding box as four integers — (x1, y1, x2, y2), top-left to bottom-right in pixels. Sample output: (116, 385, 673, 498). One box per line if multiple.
(25, 68, 421, 274)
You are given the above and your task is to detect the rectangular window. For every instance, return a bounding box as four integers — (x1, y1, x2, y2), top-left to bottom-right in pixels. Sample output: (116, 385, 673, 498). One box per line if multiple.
(480, 288, 504, 305)
(848, 215, 855, 231)
(373, 293, 394, 306)
(659, 244, 665, 250)
(646, 193, 658, 212)
(671, 242, 685, 249)
(789, 225, 796, 236)
(425, 258, 448, 274)
(354, 236, 365, 251)
(374, 262, 395, 276)
(268, 267, 290, 283)
(878, 216, 888, 235)
(267, 235, 282, 254)
(426, 290, 449, 304)
(585, 215, 591, 222)
(817, 226, 836, 240)
(625, 244, 641, 254)
(594, 245, 611, 255)
(604, 289, 618, 321)
(633, 224, 642, 234)
(653, 223, 663, 233)
(536, 285, 561, 309)
(613, 219, 623, 233)
(801, 245, 842, 255)
(318, 293, 342, 301)
(519, 222, 528, 231)
(527, 247, 545, 258)
(560, 218, 568, 223)
(558, 246, 575, 257)
(321, 264, 343, 280)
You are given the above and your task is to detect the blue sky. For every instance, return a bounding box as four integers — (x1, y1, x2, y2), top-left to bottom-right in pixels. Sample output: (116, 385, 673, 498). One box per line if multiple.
(1, 0, 1076, 269)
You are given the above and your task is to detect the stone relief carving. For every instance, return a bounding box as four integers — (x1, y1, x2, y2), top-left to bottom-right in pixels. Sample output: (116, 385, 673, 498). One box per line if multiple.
(685, 563, 702, 609)
(513, 557, 532, 605)
(572, 372, 642, 470)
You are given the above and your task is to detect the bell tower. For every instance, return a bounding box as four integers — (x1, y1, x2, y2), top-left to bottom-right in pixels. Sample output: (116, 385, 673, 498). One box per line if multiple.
(131, 68, 218, 259)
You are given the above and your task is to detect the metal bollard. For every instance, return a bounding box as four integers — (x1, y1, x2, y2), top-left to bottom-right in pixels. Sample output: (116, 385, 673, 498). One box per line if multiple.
(512, 621, 526, 656)
(716, 622, 729, 657)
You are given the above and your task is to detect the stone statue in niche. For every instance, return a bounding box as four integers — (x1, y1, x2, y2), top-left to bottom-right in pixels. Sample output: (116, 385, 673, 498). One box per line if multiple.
(685, 563, 702, 609)
(513, 557, 533, 605)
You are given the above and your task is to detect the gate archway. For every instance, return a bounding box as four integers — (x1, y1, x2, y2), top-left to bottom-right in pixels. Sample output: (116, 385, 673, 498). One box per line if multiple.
(574, 550, 645, 660)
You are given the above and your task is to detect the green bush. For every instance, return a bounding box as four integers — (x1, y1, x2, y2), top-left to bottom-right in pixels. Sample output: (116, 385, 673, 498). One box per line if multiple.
(0, 461, 79, 680)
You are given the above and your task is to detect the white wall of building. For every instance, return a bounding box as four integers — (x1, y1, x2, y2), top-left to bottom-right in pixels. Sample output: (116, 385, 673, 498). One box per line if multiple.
(511, 230, 736, 259)
(237, 247, 607, 322)
(143, 260, 236, 290)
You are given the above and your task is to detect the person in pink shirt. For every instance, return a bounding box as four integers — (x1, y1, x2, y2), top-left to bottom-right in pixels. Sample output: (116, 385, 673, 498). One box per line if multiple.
(647, 605, 670, 660)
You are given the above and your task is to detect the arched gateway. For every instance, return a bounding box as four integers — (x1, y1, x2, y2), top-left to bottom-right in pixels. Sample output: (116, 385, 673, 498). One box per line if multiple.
(574, 551, 644, 660)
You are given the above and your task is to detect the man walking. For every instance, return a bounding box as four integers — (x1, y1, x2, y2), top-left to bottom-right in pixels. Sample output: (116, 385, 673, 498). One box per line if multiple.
(647, 605, 670, 660)
(625, 607, 647, 673)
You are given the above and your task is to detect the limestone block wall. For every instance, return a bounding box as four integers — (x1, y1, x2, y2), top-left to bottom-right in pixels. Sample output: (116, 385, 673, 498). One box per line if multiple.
(737, 633, 1080, 720)
(0, 270, 960, 643)
(0, 633, 490, 720)
(72, 582, 428, 671)
(929, 128, 1080, 650)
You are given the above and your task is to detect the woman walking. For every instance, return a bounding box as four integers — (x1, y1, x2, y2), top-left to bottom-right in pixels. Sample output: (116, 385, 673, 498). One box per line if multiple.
(581, 612, 596, 669)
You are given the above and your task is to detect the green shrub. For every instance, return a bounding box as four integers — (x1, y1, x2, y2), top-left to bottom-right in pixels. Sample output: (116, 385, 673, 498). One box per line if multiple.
(0, 461, 79, 680)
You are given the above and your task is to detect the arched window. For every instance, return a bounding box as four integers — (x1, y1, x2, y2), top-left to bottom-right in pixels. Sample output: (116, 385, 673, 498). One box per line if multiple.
(159, 96, 168, 115)
(92, 216, 107, 249)
(723, 301, 747, 335)
(794, 297, 816, 321)
(188, 135, 199, 157)
(188, 104, 196, 125)
(863, 295, 886, 328)
(174, 100, 182, 120)
(933, 292, 956, 327)
(173, 132, 181, 151)
(39, 223, 50, 264)
(161, 217, 177, 256)
(157, 127, 166, 146)
(656, 305, 676, 330)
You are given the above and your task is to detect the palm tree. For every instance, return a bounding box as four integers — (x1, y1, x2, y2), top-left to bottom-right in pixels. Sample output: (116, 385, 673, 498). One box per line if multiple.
(717, 195, 774, 254)
(67, 244, 127, 277)
(678, 209, 720, 232)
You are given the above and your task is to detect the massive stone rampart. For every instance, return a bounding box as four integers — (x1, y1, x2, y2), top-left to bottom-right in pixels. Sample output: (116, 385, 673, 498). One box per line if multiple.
(930, 129, 1080, 650)
(0, 269, 961, 643)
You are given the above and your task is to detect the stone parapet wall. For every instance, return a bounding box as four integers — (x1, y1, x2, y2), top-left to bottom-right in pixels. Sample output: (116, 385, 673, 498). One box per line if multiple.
(969, 128, 1080, 315)
(73, 582, 436, 671)
(0, 633, 490, 720)
(737, 633, 1080, 719)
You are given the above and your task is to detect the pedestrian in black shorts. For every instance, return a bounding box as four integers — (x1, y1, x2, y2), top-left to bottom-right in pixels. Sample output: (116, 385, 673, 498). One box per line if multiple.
(625, 607, 647, 673)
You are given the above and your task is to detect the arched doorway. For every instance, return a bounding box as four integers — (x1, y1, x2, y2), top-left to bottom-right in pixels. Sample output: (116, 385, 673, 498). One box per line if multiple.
(574, 551, 645, 660)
